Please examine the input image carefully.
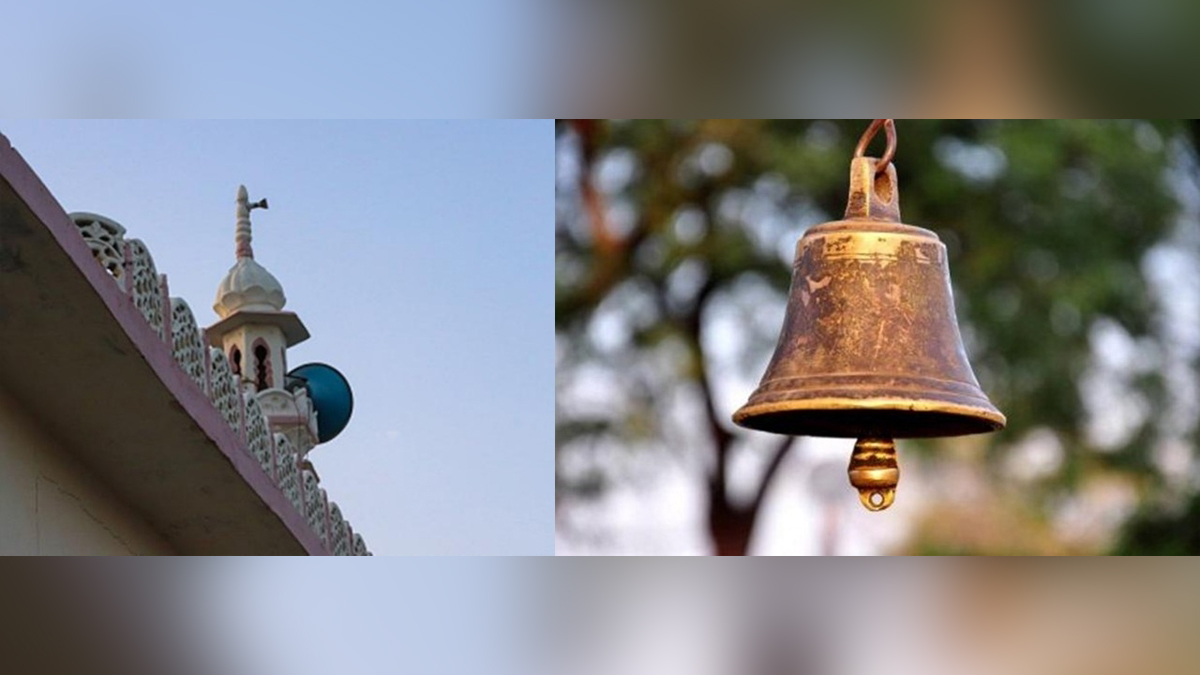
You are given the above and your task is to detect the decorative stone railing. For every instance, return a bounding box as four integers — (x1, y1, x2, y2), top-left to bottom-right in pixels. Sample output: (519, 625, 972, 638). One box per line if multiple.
(69, 212, 370, 555)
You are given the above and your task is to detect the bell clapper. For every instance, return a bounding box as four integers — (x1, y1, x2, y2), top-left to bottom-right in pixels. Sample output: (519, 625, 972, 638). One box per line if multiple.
(848, 437, 899, 511)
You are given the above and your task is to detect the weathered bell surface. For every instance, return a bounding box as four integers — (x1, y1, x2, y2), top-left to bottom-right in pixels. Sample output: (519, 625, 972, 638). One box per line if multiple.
(732, 120, 1005, 511)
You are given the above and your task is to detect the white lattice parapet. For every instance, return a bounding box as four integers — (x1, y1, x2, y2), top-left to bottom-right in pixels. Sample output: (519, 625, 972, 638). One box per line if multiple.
(353, 533, 369, 556)
(127, 239, 165, 339)
(208, 347, 242, 434)
(342, 520, 369, 556)
(317, 488, 330, 547)
(169, 298, 208, 394)
(70, 212, 127, 284)
(61, 212, 370, 556)
(274, 433, 303, 513)
(328, 502, 349, 556)
(243, 392, 273, 475)
(302, 468, 329, 546)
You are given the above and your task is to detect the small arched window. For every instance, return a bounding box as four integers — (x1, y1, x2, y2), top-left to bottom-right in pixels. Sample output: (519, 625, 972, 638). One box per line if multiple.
(230, 347, 242, 376)
(254, 343, 271, 391)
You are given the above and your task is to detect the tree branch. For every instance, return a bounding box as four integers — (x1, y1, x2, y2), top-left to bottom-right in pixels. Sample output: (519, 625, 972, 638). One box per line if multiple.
(683, 279, 732, 494)
(753, 435, 796, 512)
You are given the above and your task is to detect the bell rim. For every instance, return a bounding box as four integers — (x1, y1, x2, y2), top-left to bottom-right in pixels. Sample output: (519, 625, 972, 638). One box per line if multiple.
(732, 396, 1006, 438)
(804, 219, 941, 240)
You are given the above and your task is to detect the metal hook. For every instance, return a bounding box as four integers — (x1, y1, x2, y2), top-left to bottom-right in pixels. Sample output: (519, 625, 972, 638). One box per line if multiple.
(853, 119, 896, 174)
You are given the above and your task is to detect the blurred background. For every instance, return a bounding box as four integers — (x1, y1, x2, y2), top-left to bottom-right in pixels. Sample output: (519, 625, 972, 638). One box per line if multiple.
(547, 561, 1200, 675)
(9, 0, 1200, 118)
(0, 560, 514, 675)
(555, 119, 1200, 555)
(552, 0, 1200, 116)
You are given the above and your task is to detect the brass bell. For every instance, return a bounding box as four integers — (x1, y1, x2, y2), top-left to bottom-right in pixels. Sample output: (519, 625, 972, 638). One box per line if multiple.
(733, 119, 1005, 511)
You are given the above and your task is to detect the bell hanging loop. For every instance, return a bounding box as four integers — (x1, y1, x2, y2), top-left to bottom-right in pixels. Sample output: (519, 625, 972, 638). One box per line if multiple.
(733, 119, 1005, 512)
(853, 118, 897, 174)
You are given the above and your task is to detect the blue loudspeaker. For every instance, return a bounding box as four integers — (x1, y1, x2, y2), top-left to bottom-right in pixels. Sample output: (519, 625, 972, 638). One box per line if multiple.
(287, 363, 354, 444)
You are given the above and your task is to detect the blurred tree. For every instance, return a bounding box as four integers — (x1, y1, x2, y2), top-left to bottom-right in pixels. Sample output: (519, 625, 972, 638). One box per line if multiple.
(556, 119, 1200, 555)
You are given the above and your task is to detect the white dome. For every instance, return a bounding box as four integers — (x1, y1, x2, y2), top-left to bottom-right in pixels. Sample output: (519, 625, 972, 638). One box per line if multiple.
(213, 257, 287, 317)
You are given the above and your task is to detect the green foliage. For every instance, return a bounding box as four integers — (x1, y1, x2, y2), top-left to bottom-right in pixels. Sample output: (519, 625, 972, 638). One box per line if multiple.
(1114, 491, 1200, 555)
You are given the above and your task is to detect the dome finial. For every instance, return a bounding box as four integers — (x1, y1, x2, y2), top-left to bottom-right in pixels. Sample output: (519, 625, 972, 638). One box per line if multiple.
(236, 185, 253, 259)
(216, 186, 283, 318)
(235, 185, 269, 260)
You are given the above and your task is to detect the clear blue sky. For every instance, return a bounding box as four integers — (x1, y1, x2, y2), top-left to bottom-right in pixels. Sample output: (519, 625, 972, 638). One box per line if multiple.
(2, 120, 549, 555)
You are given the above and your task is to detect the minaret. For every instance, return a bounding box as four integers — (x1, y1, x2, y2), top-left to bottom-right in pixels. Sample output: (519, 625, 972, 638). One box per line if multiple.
(207, 186, 319, 455)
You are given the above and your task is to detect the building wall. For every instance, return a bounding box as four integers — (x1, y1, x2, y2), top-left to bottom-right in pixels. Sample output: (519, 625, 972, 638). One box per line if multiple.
(0, 385, 174, 555)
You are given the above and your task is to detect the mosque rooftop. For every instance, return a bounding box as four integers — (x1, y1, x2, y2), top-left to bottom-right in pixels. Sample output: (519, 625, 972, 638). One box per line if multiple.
(0, 132, 367, 555)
